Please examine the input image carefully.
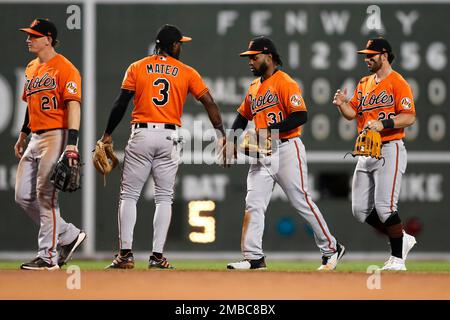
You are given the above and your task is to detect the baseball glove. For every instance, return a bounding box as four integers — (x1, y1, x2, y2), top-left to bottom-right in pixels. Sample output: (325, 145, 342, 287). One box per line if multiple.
(92, 140, 119, 185)
(350, 129, 382, 159)
(50, 150, 82, 192)
(238, 129, 272, 158)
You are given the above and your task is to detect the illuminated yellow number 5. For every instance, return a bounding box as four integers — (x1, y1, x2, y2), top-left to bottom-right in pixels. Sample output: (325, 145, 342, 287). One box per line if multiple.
(188, 201, 216, 243)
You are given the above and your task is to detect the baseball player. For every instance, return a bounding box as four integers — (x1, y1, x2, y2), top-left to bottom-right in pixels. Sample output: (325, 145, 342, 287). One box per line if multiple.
(102, 24, 226, 269)
(227, 36, 345, 271)
(332, 38, 417, 271)
(15, 18, 86, 270)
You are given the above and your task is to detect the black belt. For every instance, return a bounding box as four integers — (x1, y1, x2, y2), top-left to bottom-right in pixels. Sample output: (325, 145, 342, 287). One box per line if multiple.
(134, 123, 176, 130)
(34, 128, 61, 135)
(280, 139, 290, 143)
(382, 141, 391, 145)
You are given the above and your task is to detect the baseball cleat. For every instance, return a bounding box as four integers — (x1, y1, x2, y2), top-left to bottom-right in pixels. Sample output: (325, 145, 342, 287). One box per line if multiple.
(402, 231, 417, 260)
(317, 242, 346, 271)
(148, 255, 175, 269)
(227, 257, 267, 270)
(20, 257, 60, 271)
(58, 231, 87, 267)
(106, 252, 135, 269)
(380, 256, 407, 271)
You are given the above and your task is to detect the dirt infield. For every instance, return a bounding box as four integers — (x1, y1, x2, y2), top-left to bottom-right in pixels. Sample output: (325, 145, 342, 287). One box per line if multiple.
(2, 270, 450, 300)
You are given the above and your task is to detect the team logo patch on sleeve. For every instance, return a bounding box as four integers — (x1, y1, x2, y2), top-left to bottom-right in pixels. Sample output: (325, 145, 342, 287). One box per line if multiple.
(401, 97, 412, 110)
(66, 82, 78, 94)
(290, 94, 302, 107)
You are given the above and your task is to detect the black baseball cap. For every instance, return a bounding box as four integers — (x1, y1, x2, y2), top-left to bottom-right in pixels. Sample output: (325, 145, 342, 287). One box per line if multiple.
(156, 24, 191, 46)
(240, 36, 278, 56)
(20, 18, 57, 40)
(357, 38, 392, 55)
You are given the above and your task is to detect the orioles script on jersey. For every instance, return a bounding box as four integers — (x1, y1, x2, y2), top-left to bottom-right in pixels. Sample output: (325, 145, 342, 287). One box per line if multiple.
(237, 70, 306, 139)
(146, 63, 179, 77)
(356, 90, 394, 113)
(24, 72, 57, 96)
(249, 89, 279, 116)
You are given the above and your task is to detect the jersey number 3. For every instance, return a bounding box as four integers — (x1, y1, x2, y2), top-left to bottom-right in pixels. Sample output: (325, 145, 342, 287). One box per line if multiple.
(152, 78, 170, 107)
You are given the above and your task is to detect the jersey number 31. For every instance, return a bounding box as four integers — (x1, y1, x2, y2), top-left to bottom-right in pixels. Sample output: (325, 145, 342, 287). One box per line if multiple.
(267, 111, 283, 125)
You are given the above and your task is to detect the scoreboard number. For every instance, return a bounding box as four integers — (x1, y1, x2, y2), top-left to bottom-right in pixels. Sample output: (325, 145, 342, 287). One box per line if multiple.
(188, 200, 216, 244)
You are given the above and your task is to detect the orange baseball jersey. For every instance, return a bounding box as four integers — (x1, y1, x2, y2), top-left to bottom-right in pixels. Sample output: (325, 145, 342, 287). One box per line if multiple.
(348, 71, 416, 142)
(22, 54, 82, 132)
(237, 70, 306, 139)
(121, 55, 209, 126)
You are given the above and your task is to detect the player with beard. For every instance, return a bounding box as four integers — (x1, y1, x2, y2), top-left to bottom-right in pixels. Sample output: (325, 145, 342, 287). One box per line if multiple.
(332, 38, 417, 270)
(226, 36, 345, 270)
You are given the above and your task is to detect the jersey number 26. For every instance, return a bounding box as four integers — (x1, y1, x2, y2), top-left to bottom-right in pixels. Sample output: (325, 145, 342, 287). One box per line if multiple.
(378, 111, 396, 120)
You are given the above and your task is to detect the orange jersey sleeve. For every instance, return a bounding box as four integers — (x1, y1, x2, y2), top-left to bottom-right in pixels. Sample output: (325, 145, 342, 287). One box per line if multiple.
(278, 79, 307, 114)
(121, 62, 137, 91)
(352, 71, 416, 142)
(121, 55, 208, 126)
(238, 71, 304, 139)
(187, 66, 209, 99)
(393, 76, 415, 115)
(59, 61, 82, 103)
(23, 54, 82, 132)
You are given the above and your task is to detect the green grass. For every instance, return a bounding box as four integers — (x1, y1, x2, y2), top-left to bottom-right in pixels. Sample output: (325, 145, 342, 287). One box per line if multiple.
(1, 260, 449, 273)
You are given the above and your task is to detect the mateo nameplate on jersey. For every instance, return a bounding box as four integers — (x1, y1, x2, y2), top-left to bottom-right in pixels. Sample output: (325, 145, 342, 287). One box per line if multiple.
(146, 63, 179, 77)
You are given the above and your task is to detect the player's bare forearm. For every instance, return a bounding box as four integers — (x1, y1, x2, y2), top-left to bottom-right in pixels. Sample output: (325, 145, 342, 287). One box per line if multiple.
(14, 131, 28, 159)
(67, 100, 81, 131)
(333, 88, 356, 120)
(393, 113, 416, 128)
(18, 131, 28, 141)
(199, 92, 225, 137)
(366, 113, 416, 132)
(337, 102, 357, 120)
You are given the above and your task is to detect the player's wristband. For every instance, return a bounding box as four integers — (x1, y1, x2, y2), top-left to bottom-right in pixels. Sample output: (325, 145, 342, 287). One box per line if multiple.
(67, 129, 79, 145)
(381, 119, 395, 129)
(20, 127, 31, 136)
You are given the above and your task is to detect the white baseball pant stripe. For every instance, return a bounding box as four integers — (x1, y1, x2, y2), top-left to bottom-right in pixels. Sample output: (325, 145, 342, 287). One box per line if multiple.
(294, 140, 335, 252)
(241, 137, 338, 259)
(389, 143, 400, 212)
(351, 139, 407, 223)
